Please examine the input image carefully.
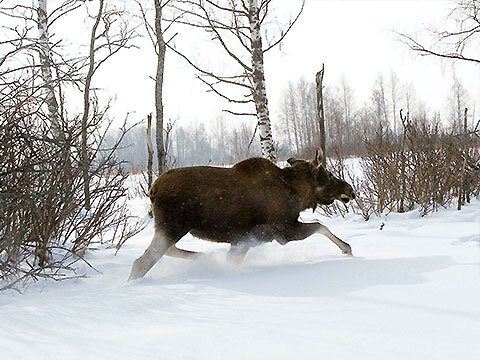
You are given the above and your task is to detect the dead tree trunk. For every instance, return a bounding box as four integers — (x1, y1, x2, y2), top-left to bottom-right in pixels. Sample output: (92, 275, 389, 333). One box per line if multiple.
(458, 107, 468, 210)
(81, 0, 104, 211)
(399, 109, 409, 213)
(146, 113, 154, 190)
(249, 0, 276, 162)
(37, 0, 63, 141)
(315, 65, 326, 168)
(458, 107, 470, 208)
(464, 107, 470, 203)
(154, 0, 166, 174)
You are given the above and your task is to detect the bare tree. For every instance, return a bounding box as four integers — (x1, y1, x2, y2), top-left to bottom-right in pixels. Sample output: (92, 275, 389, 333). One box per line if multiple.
(399, 0, 480, 64)
(0, 0, 142, 290)
(137, 0, 179, 173)
(153, 0, 167, 173)
(82, 0, 105, 211)
(448, 74, 469, 133)
(169, 0, 305, 161)
(340, 76, 355, 157)
(388, 71, 400, 136)
(81, 0, 137, 209)
(371, 73, 389, 133)
(288, 82, 300, 153)
(278, 86, 293, 152)
(315, 65, 326, 167)
(211, 114, 228, 164)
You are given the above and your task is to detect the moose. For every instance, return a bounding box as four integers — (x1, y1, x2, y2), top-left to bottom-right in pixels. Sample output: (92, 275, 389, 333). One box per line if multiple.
(128, 149, 355, 281)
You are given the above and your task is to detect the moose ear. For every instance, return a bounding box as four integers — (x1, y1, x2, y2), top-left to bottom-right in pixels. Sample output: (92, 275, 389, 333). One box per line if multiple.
(287, 157, 301, 166)
(312, 148, 324, 167)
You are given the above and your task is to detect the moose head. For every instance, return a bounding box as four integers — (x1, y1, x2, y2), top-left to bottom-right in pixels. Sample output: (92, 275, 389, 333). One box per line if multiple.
(287, 149, 355, 206)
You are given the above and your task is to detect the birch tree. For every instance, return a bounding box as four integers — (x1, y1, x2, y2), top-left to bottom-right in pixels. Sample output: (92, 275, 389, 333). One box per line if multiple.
(37, 0, 64, 141)
(170, 0, 305, 161)
(249, 0, 275, 159)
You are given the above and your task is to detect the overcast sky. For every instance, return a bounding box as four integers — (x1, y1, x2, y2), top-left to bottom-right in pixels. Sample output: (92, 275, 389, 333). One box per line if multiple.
(91, 0, 479, 129)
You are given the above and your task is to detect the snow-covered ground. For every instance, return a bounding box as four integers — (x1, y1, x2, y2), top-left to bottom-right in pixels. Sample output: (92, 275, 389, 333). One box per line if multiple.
(1, 196, 479, 360)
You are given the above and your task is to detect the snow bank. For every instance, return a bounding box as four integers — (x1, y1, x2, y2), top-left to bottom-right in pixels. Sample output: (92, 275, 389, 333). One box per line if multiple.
(1, 196, 479, 360)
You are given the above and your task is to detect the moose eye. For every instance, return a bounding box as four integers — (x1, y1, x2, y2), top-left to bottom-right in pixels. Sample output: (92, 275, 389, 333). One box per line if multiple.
(328, 172, 333, 179)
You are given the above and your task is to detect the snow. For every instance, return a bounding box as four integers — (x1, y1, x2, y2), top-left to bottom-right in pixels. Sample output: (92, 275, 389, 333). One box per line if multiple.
(1, 194, 479, 359)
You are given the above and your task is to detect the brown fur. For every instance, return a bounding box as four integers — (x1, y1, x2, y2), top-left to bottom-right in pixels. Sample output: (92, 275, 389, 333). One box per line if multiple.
(128, 154, 355, 281)
(149, 157, 353, 244)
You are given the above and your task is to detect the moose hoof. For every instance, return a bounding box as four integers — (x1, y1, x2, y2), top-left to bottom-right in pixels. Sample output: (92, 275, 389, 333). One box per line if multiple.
(342, 245, 353, 256)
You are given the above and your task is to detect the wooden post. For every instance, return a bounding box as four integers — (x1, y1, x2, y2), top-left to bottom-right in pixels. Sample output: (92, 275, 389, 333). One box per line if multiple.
(146, 113, 154, 191)
(458, 108, 468, 210)
(315, 64, 326, 168)
(464, 107, 470, 204)
(399, 109, 408, 213)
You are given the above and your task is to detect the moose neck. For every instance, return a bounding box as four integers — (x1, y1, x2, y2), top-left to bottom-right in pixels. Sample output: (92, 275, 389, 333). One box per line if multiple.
(282, 167, 317, 211)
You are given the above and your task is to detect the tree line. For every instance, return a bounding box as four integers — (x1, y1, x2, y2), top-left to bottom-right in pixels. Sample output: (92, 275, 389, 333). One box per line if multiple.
(110, 70, 474, 168)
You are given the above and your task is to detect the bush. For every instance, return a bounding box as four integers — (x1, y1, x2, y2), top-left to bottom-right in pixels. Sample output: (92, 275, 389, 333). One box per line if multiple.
(0, 81, 142, 291)
(355, 116, 479, 218)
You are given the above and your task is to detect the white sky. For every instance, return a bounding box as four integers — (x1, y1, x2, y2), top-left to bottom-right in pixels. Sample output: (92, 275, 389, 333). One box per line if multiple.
(78, 0, 480, 128)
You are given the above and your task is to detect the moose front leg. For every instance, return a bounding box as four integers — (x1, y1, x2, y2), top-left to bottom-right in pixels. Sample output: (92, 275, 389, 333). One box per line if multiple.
(278, 222, 352, 255)
(227, 243, 251, 263)
(227, 224, 278, 263)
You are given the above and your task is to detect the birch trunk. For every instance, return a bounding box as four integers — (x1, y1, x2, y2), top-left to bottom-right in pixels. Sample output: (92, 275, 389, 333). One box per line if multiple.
(154, 0, 166, 174)
(249, 0, 276, 162)
(37, 0, 63, 141)
(315, 65, 326, 168)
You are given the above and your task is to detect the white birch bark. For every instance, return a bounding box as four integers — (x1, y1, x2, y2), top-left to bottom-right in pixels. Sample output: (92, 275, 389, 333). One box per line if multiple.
(37, 0, 63, 141)
(249, 0, 276, 162)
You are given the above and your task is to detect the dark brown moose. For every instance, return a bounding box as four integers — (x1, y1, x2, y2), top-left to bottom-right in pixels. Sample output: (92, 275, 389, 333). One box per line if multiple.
(128, 149, 355, 281)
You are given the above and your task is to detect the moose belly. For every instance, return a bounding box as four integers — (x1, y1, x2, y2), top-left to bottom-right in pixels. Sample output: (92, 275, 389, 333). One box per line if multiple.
(189, 228, 240, 243)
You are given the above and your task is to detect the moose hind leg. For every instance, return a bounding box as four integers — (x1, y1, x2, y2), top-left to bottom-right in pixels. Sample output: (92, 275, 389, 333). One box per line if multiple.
(128, 225, 187, 281)
(281, 222, 352, 255)
(128, 230, 170, 281)
(165, 245, 201, 260)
